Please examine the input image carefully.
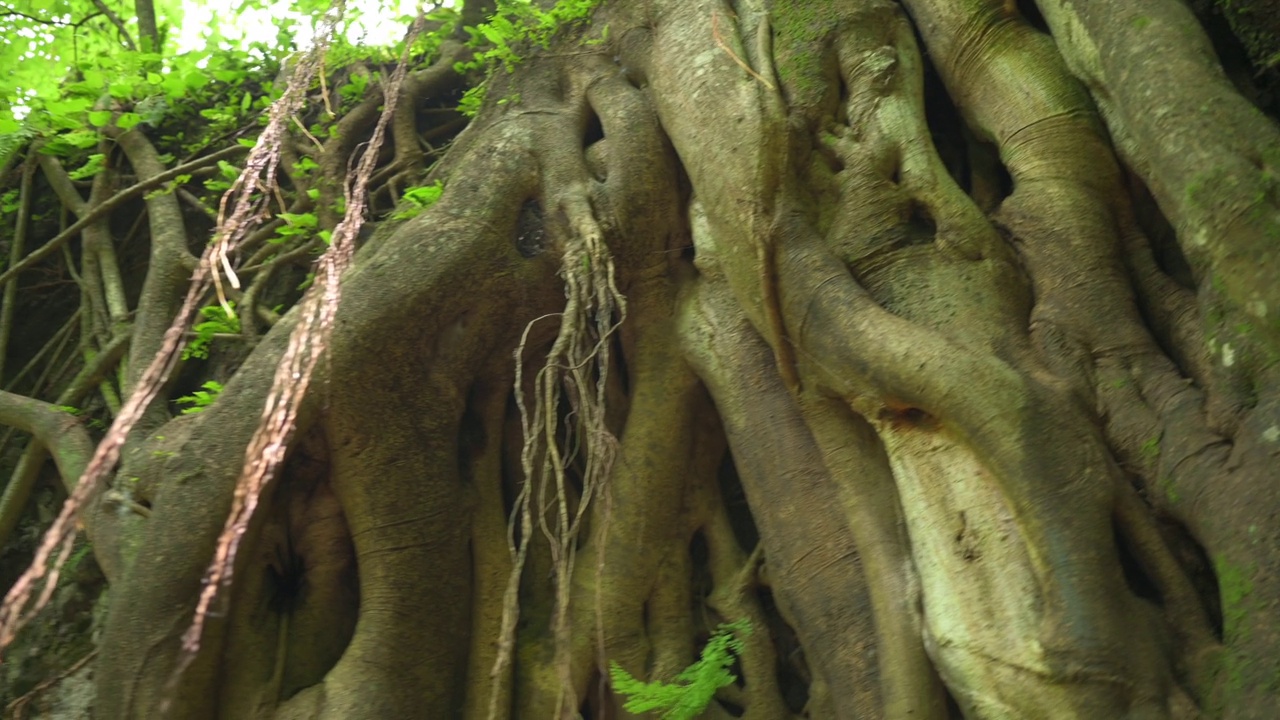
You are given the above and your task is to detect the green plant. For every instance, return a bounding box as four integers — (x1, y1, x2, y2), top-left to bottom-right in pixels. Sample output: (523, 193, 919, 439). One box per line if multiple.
(609, 620, 751, 720)
(392, 180, 445, 220)
(204, 160, 244, 193)
(183, 303, 241, 360)
(54, 404, 106, 429)
(175, 380, 225, 415)
(454, 0, 603, 116)
(271, 211, 320, 244)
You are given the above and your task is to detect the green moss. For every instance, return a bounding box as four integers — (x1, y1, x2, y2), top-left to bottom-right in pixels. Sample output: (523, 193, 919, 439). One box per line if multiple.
(1207, 556, 1259, 706)
(771, 1, 835, 97)
(1140, 436, 1160, 459)
(1215, 556, 1255, 641)
(1131, 16, 1151, 30)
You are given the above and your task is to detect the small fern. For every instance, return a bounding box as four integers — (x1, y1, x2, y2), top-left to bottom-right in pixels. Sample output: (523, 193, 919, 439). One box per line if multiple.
(175, 380, 224, 415)
(609, 620, 751, 720)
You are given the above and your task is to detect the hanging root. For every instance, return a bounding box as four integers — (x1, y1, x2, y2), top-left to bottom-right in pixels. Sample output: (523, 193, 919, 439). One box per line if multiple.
(491, 198, 626, 720)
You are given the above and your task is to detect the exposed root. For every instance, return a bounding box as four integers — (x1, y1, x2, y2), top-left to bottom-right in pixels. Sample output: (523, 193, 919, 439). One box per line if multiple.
(494, 203, 626, 719)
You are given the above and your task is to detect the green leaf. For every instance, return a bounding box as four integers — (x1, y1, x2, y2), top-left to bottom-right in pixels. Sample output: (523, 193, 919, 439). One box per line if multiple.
(116, 112, 142, 130)
(164, 74, 187, 99)
(88, 111, 113, 127)
(61, 131, 101, 149)
(0, 118, 20, 134)
(278, 212, 318, 228)
(184, 72, 209, 90)
(109, 81, 135, 100)
(213, 69, 246, 83)
(175, 380, 225, 414)
(182, 305, 240, 360)
(46, 98, 92, 117)
(69, 154, 106, 180)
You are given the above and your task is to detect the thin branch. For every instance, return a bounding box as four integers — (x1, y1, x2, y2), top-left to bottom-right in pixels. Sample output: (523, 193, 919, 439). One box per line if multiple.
(0, 158, 37, 382)
(89, 0, 136, 50)
(4, 312, 78, 393)
(0, 390, 97, 501)
(0, 10, 82, 26)
(0, 145, 248, 289)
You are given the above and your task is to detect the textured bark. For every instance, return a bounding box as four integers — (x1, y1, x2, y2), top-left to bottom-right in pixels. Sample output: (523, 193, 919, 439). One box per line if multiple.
(5, 0, 1278, 718)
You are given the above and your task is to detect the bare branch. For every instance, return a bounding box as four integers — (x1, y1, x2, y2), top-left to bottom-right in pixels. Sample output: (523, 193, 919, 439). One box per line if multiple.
(0, 145, 247, 289)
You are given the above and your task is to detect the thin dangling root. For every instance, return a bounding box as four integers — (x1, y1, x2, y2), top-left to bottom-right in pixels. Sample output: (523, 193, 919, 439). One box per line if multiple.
(490, 206, 626, 720)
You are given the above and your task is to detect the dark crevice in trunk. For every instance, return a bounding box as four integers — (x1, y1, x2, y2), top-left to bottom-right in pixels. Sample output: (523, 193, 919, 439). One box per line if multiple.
(1016, 0, 1051, 35)
(918, 48, 969, 195)
(716, 452, 758, 553)
(500, 390, 524, 526)
(1126, 171, 1195, 291)
(1187, 0, 1280, 120)
(582, 109, 605, 150)
(515, 198, 547, 258)
(1113, 517, 1164, 605)
(757, 587, 810, 714)
(1158, 513, 1225, 641)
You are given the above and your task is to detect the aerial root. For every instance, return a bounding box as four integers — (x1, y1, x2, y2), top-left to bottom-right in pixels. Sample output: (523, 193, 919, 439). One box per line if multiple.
(492, 189, 626, 719)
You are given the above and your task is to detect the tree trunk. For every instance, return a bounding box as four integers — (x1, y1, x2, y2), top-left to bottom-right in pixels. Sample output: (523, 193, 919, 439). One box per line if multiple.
(5, 0, 1278, 718)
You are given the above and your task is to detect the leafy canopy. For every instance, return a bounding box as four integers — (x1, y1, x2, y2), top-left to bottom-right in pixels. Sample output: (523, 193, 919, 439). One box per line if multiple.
(1, 0, 426, 131)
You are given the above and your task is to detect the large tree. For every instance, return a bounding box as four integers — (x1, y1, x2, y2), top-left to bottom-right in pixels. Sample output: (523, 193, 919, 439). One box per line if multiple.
(1, 0, 1278, 717)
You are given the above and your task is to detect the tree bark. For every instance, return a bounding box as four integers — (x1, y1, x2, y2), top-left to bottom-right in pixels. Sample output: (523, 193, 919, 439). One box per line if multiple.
(3, 0, 1277, 718)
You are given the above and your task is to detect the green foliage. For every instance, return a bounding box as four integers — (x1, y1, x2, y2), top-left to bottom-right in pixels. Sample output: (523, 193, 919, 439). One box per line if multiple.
(392, 181, 445, 220)
(1, 0, 290, 176)
(175, 380, 224, 414)
(183, 303, 240, 360)
(458, 84, 487, 118)
(272, 211, 320, 244)
(145, 173, 193, 200)
(68, 153, 106, 180)
(0, 189, 19, 215)
(454, 0, 603, 115)
(609, 620, 751, 720)
(204, 160, 243, 193)
(338, 71, 372, 104)
(54, 404, 106, 430)
(292, 156, 319, 178)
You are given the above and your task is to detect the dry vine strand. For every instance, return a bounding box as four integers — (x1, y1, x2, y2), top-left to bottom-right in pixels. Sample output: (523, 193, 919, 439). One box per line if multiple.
(0, 3, 348, 656)
(169, 4, 432, 693)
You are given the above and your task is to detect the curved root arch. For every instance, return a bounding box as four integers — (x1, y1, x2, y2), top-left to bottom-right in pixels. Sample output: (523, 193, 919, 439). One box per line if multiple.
(15, 0, 1271, 718)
